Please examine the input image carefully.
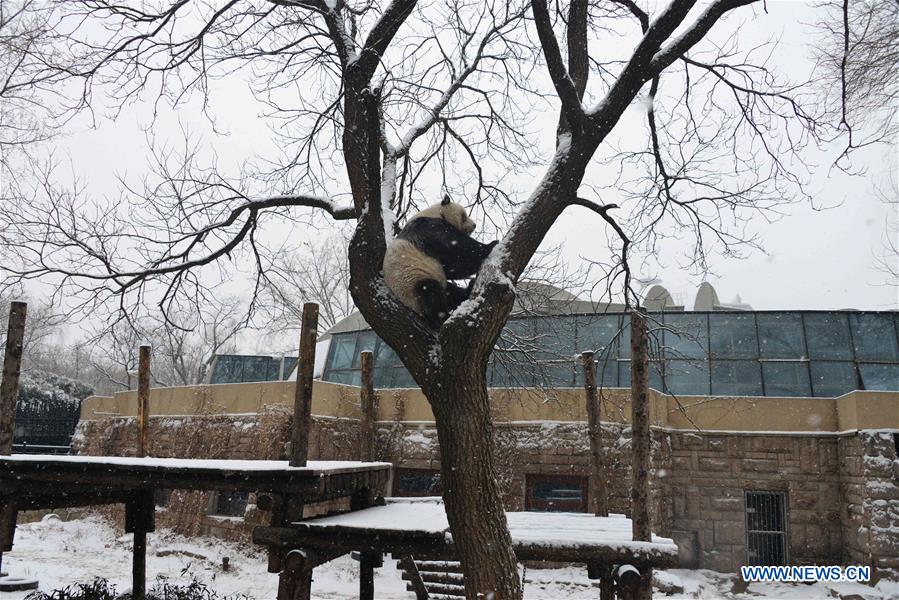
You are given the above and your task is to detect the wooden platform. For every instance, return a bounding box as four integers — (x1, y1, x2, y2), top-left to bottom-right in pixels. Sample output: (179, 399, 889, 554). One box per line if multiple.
(255, 498, 678, 568)
(0, 455, 391, 509)
(0, 454, 391, 598)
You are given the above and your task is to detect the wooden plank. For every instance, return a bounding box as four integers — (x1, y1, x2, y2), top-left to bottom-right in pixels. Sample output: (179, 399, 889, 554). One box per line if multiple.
(629, 309, 651, 543)
(137, 345, 151, 458)
(7, 491, 133, 510)
(0, 459, 387, 497)
(253, 525, 452, 559)
(291, 303, 319, 467)
(582, 351, 609, 517)
(360, 351, 376, 461)
(0, 301, 27, 456)
(398, 555, 430, 600)
(254, 525, 676, 569)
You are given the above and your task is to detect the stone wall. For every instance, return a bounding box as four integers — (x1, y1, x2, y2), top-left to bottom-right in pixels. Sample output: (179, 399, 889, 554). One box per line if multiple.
(69, 410, 898, 580)
(839, 431, 899, 582)
(666, 432, 843, 572)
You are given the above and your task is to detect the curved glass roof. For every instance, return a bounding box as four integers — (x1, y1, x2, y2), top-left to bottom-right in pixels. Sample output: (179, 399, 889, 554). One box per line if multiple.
(321, 311, 899, 397)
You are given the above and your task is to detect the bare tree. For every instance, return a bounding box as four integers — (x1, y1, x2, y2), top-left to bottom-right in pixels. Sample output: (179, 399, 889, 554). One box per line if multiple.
(87, 320, 145, 391)
(0, 0, 863, 595)
(152, 298, 247, 386)
(0, 0, 52, 174)
(813, 0, 898, 164)
(258, 233, 354, 335)
(0, 290, 63, 366)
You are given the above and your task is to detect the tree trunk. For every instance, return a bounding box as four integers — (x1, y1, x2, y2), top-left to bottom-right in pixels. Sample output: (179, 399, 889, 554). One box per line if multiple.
(427, 362, 521, 600)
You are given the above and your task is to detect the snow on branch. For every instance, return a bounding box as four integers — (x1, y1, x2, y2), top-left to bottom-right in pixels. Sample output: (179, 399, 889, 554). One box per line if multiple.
(648, 0, 760, 76)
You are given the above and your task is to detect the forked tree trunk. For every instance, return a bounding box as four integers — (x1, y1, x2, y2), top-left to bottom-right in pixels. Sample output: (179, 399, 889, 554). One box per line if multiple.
(426, 361, 521, 600)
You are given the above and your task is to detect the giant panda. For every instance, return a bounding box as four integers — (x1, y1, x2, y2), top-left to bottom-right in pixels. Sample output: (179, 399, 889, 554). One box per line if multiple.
(383, 195, 498, 328)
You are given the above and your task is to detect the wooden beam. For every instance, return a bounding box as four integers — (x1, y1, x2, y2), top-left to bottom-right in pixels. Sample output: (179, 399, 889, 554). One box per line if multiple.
(291, 303, 319, 467)
(0, 302, 27, 456)
(582, 351, 609, 517)
(0, 457, 387, 497)
(137, 345, 151, 458)
(397, 555, 430, 600)
(360, 351, 376, 461)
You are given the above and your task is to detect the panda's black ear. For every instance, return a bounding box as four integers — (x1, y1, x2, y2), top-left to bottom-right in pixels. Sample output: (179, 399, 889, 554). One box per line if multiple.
(441, 194, 451, 206)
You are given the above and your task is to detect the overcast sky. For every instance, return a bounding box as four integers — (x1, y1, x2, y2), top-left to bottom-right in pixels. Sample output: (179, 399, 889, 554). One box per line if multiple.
(24, 0, 898, 328)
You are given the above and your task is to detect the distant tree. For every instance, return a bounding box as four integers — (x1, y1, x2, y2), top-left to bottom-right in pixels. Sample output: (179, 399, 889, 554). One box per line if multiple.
(151, 298, 247, 386)
(813, 0, 898, 162)
(258, 234, 355, 335)
(0, 0, 868, 595)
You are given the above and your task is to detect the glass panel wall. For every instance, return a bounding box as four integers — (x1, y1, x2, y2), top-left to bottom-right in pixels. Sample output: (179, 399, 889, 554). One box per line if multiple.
(710, 313, 758, 358)
(665, 360, 710, 395)
(319, 310, 899, 397)
(859, 363, 899, 391)
(711, 360, 763, 396)
(810, 361, 857, 397)
(757, 313, 806, 358)
(663, 313, 708, 359)
(850, 313, 899, 360)
(804, 313, 853, 360)
(761, 362, 811, 397)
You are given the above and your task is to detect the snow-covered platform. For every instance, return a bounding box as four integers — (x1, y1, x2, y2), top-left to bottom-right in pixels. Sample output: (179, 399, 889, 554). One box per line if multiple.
(0, 454, 391, 599)
(255, 497, 678, 568)
(0, 454, 391, 502)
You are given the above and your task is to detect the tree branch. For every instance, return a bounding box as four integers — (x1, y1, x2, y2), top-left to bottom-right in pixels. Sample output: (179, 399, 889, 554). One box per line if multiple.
(648, 0, 760, 76)
(532, 0, 584, 134)
(351, 0, 416, 82)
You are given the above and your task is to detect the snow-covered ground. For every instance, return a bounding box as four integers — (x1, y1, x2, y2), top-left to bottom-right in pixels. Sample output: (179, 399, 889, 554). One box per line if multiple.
(2, 515, 896, 600)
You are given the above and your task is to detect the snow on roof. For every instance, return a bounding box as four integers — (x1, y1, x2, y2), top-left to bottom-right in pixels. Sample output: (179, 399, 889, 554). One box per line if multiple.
(296, 498, 677, 556)
(0, 454, 391, 475)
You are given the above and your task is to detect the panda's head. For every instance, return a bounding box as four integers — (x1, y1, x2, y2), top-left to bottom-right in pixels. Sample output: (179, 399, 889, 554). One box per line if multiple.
(415, 195, 477, 235)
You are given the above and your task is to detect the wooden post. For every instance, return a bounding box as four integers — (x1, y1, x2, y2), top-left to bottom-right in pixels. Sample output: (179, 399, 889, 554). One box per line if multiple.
(360, 351, 376, 461)
(137, 345, 151, 458)
(278, 304, 319, 600)
(359, 552, 380, 600)
(291, 303, 319, 467)
(587, 562, 613, 600)
(0, 302, 26, 576)
(125, 494, 155, 600)
(629, 309, 652, 600)
(133, 529, 147, 600)
(582, 351, 608, 517)
(278, 550, 312, 600)
(0, 302, 27, 456)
